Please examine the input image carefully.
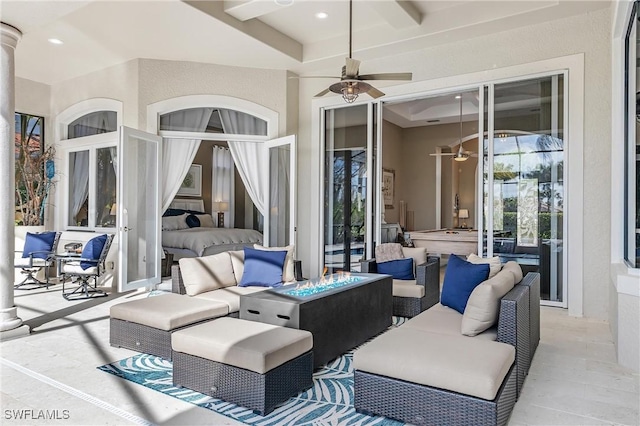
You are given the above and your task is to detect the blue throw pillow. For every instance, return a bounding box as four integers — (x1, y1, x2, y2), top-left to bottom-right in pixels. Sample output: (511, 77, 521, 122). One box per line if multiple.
(377, 258, 414, 280)
(22, 232, 56, 259)
(185, 214, 200, 228)
(239, 247, 287, 287)
(440, 254, 490, 314)
(80, 234, 108, 270)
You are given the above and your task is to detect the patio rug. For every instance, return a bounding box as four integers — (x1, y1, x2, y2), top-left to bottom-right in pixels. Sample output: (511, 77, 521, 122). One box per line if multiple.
(98, 317, 406, 426)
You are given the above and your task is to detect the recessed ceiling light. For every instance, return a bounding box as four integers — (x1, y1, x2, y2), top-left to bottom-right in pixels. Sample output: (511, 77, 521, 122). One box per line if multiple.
(48, 38, 63, 45)
(316, 12, 328, 19)
(274, 0, 293, 5)
(455, 95, 461, 99)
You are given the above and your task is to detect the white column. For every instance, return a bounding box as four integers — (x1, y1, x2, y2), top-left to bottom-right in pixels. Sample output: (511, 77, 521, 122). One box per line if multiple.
(0, 22, 28, 338)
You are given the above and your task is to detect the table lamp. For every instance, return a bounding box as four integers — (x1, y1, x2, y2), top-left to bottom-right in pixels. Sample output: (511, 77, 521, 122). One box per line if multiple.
(215, 202, 229, 228)
(458, 209, 469, 229)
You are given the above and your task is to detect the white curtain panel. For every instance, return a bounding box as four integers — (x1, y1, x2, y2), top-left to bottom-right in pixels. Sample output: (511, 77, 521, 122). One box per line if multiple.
(70, 150, 90, 222)
(212, 146, 234, 227)
(269, 147, 290, 246)
(219, 109, 267, 216)
(68, 110, 117, 138)
(161, 108, 214, 212)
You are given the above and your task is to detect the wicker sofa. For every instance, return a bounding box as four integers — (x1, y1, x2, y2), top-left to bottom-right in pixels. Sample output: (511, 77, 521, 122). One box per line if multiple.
(353, 265, 540, 426)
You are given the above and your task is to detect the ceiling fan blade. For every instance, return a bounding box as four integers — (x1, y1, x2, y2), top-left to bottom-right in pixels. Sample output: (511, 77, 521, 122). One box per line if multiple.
(314, 88, 331, 98)
(290, 75, 340, 79)
(430, 153, 456, 156)
(367, 86, 385, 99)
(345, 57, 360, 77)
(359, 72, 413, 81)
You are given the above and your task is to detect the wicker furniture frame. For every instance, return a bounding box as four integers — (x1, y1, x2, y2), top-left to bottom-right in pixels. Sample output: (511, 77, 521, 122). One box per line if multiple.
(360, 256, 440, 317)
(354, 272, 540, 426)
(172, 350, 313, 415)
(354, 366, 517, 426)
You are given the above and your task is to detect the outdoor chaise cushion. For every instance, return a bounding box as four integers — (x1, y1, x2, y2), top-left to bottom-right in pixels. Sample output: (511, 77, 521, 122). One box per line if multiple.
(171, 317, 313, 374)
(110, 293, 228, 330)
(462, 262, 520, 336)
(353, 327, 514, 400)
(194, 285, 267, 313)
(179, 252, 237, 296)
(403, 303, 497, 341)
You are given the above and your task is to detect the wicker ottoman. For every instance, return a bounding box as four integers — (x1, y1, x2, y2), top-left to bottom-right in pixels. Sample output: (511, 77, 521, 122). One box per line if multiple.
(110, 293, 228, 359)
(172, 317, 313, 415)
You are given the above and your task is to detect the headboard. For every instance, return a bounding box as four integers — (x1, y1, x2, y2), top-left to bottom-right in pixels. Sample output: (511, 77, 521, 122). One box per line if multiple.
(170, 198, 205, 213)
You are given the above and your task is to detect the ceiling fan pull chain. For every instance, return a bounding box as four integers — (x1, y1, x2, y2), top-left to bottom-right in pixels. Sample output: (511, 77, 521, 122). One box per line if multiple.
(349, 0, 353, 59)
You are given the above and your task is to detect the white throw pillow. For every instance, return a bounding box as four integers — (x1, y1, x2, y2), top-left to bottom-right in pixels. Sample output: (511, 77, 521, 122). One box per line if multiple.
(196, 214, 215, 228)
(461, 269, 516, 336)
(162, 213, 189, 231)
(501, 261, 523, 283)
(179, 252, 236, 296)
(466, 253, 502, 278)
(401, 247, 427, 275)
(253, 244, 295, 282)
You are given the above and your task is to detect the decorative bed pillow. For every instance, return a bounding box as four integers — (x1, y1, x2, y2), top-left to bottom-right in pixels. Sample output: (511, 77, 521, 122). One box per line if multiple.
(461, 268, 516, 336)
(195, 214, 215, 228)
(466, 253, 502, 278)
(377, 258, 415, 280)
(185, 214, 200, 228)
(22, 232, 57, 259)
(161, 213, 189, 231)
(80, 234, 108, 270)
(253, 244, 295, 282)
(239, 247, 287, 287)
(440, 255, 490, 314)
(374, 243, 404, 263)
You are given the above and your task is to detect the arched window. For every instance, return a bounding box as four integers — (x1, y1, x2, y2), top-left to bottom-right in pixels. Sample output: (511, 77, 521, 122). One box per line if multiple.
(67, 110, 117, 139)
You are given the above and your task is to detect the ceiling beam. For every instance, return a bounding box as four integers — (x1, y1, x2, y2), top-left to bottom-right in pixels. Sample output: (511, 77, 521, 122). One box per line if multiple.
(183, 0, 302, 62)
(369, 1, 421, 29)
(224, 0, 283, 22)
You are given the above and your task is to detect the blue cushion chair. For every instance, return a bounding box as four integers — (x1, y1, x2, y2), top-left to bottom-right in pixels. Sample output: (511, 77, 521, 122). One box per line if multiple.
(59, 234, 114, 300)
(14, 231, 61, 290)
(361, 243, 440, 317)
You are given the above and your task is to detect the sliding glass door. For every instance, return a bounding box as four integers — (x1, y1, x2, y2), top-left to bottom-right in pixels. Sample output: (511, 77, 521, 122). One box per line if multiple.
(483, 74, 566, 305)
(323, 105, 376, 273)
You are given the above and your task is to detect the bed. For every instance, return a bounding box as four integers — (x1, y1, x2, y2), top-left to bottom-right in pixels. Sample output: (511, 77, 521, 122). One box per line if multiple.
(162, 199, 263, 260)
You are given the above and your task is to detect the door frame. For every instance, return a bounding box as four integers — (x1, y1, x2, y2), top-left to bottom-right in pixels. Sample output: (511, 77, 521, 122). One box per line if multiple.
(311, 53, 584, 316)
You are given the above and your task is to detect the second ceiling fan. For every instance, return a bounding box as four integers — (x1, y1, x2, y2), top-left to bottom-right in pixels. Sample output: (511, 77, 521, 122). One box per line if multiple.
(310, 0, 413, 103)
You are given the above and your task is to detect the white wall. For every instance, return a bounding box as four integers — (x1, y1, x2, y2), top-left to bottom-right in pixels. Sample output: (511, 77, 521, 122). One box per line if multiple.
(297, 7, 612, 320)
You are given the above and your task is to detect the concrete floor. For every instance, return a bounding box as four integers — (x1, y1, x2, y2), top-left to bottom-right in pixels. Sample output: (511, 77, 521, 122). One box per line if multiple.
(1, 281, 638, 426)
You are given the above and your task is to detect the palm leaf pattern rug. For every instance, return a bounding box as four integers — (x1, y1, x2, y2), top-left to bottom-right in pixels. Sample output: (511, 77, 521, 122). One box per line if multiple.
(99, 317, 406, 426)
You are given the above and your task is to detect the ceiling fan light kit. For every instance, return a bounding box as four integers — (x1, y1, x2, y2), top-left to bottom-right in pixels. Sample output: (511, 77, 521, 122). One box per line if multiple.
(311, 0, 412, 102)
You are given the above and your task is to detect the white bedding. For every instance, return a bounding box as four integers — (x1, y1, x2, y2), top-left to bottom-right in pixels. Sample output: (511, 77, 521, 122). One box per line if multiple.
(162, 227, 263, 257)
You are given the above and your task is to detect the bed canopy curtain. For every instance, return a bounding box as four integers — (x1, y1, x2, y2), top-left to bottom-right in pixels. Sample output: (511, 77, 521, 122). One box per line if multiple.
(219, 110, 268, 217)
(161, 108, 214, 212)
(212, 146, 234, 228)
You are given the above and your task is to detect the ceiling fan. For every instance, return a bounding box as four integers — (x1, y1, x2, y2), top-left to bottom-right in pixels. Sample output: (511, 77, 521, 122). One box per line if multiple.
(430, 94, 476, 161)
(310, 0, 412, 103)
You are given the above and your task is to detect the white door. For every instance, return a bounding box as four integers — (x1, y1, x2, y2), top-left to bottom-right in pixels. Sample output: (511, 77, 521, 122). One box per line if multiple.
(264, 135, 296, 248)
(117, 126, 162, 292)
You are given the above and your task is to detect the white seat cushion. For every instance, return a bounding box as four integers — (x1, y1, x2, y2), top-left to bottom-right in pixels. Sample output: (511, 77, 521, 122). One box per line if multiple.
(14, 257, 50, 267)
(466, 253, 502, 278)
(392, 280, 425, 298)
(404, 303, 497, 341)
(179, 252, 236, 296)
(354, 327, 514, 400)
(171, 317, 313, 374)
(61, 262, 98, 276)
(194, 285, 267, 313)
(110, 293, 228, 330)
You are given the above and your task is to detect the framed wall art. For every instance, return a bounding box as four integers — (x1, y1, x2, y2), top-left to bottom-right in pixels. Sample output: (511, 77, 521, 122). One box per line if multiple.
(382, 168, 395, 208)
(177, 164, 202, 197)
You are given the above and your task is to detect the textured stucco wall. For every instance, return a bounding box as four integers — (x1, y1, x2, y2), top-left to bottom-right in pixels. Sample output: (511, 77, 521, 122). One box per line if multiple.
(297, 7, 612, 319)
(137, 59, 289, 136)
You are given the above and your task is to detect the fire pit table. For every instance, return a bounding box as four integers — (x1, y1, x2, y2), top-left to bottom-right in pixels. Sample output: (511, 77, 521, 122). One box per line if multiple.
(239, 273, 392, 369)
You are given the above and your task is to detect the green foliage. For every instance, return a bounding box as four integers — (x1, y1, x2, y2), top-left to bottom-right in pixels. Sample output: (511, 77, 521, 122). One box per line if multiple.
(500, 212, 563, 239)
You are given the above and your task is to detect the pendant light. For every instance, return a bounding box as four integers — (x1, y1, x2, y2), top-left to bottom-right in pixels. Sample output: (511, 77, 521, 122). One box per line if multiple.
(453, 94, 469, 162)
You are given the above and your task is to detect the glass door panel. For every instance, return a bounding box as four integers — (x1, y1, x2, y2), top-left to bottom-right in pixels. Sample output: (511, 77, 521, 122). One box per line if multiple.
(485, 75, 566, 305)
(117, 127, 162, 292)
(324, 105, 368, 273)
(265, 135, 296, 247)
